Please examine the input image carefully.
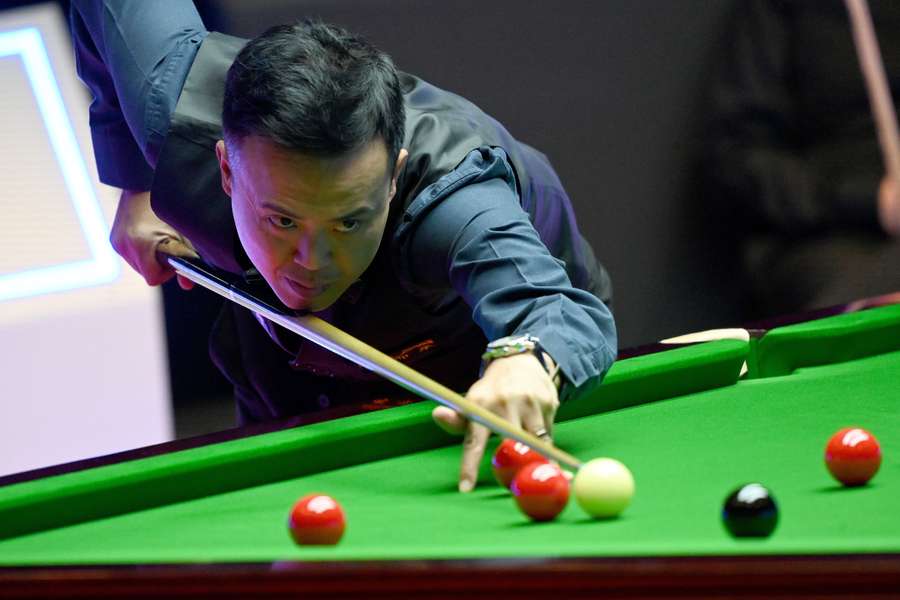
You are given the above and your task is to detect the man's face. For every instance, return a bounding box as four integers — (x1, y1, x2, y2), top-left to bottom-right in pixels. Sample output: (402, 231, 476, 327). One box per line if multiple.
(216, 136, 407, 312)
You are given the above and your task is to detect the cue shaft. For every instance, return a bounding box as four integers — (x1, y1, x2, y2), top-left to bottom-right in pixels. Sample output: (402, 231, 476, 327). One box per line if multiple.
(170, 258, 584, 471)
(845, 0, 900, 180)
(290, 316, 583, 470)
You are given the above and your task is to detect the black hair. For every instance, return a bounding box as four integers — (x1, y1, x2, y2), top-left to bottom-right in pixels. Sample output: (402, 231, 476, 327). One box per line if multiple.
(223, 20, 405, 167)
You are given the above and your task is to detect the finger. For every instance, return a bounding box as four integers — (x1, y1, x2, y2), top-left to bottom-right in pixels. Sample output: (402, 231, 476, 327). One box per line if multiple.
(139, 253, 175, 287)
(542, 396, 559, 442)
(459, 420, 492, 493)
(519, 404, 563, 480)
(431, 406, 467, 435)
(176, 274, 195, 290)
(521, 407, 551, 445)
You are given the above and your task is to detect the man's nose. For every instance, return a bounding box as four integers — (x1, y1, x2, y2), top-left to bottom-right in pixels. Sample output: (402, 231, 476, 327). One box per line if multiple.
(293, 230, 331, 271)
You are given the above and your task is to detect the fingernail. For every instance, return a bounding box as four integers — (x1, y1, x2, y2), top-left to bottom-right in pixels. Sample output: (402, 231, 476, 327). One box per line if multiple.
(459, 479, 474, 493)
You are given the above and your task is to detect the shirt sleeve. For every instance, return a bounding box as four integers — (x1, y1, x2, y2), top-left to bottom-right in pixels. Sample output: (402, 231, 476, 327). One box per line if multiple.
(69, 4, 153, 189)
(405, 149, 617, 392)
(68, 0, 206, 190)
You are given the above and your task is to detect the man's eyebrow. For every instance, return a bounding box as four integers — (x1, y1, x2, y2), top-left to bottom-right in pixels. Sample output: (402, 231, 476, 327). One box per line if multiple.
(338, 206, 375, 219)
(259, 201, 300, 219)
(259, 201, 375, 220)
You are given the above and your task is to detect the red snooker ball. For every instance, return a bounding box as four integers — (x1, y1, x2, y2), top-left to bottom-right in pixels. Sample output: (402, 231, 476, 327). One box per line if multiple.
(825, 427, 882, 487)
(288, 494, 346, 545)
(510, 462, 570, 521)
(492, 438, 549, 489)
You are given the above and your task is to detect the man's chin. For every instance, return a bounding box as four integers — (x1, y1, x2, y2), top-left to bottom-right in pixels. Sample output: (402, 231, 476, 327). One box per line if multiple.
(291, 299, 335, 312)
(277, 286, 338, 312)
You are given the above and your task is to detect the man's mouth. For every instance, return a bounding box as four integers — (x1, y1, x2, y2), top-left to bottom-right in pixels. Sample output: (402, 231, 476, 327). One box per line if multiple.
(285, 277, 329, 297)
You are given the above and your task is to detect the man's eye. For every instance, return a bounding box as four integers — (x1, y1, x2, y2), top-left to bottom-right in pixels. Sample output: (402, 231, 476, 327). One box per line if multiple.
(336, 218, 359, 233)
(268, 216, 295, 229)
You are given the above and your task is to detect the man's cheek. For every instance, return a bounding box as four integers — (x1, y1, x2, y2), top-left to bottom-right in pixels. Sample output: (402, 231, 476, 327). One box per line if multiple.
(239, 231, 277, 272)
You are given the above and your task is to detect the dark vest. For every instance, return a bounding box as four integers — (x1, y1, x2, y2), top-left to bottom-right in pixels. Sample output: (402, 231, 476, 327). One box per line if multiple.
(150, 33, 610, 421)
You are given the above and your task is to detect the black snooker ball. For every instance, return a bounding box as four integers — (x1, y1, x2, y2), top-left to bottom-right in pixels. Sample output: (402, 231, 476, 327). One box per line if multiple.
(721, 483, 778, 538)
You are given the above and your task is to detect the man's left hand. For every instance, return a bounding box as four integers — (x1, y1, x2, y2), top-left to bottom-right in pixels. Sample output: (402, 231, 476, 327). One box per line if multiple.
(878, 174, 900, 236)
(432, 352, 559, 492)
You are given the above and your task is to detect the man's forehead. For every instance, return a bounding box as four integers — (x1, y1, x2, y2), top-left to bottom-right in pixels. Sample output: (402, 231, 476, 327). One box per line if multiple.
(234, 136, 389, 211)
(236, 136, 390, 180)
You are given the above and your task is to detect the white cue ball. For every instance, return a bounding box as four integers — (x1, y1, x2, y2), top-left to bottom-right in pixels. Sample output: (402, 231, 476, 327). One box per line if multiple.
(573, 458, 635, 518)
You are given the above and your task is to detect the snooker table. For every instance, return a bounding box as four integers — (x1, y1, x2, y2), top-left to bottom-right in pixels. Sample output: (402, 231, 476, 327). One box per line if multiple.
(1, 304, 900, 599)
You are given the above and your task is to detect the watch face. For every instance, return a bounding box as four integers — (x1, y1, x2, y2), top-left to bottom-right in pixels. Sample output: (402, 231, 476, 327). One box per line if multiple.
(487, 335, 517, 349)
(482, 334, 547, 375)
(487, 335, 539, 350)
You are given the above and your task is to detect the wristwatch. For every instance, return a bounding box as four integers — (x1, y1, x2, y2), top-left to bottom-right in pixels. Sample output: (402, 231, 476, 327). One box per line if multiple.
(480, 334, 554, 378)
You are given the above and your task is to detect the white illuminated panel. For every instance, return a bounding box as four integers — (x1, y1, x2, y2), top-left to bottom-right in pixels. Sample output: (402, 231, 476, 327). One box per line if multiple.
(0, 27, 119, 302)
(0, 4, 173, 476)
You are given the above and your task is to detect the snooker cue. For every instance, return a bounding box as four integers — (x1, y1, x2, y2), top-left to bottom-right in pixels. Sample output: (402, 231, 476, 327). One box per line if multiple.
(168, 257, 584, 471)
(845, 0, 900, 179)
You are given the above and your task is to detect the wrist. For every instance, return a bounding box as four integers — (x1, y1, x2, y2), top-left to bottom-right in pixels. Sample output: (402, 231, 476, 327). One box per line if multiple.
(481, 334, 561, 388)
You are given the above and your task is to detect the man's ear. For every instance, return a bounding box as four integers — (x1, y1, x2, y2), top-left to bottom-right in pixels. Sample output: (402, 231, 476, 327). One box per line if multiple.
(215, 140, 233, 197)
(388, 148, 409, 202)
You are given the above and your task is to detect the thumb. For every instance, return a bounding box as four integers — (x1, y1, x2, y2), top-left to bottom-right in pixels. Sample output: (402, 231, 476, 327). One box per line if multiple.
(431, 406, 468, 435)
(155, 238, 200, 290)
(156, 236, 199, 259)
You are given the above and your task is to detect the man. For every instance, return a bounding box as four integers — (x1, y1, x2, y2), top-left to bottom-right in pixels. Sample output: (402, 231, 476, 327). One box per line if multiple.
(69, 1, 616, 491)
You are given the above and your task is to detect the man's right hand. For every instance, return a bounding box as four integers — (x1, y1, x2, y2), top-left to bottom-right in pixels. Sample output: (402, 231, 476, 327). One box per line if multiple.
(111, 189, 199, 288)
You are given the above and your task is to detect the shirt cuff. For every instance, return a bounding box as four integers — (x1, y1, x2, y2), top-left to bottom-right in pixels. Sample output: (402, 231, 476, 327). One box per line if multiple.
(512, 293, 617, 393)
(91, 123, 154, 190)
